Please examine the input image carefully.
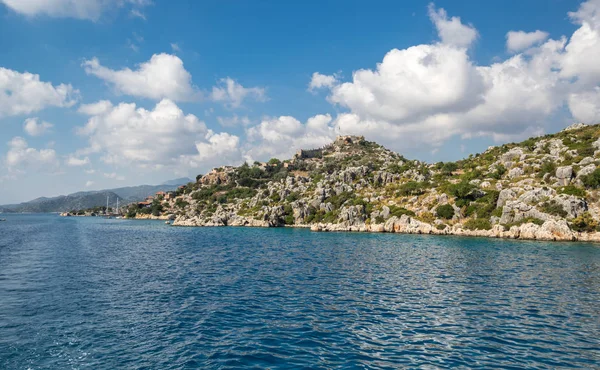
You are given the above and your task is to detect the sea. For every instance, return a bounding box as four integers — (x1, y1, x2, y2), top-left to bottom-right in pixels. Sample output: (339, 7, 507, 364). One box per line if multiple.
(0, 214, 599, 369)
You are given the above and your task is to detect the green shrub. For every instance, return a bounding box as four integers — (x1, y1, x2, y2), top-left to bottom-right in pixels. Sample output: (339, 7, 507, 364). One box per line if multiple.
(397, 181, 427, 196)
(326, 191, 355, 209)
(175, 199, 189, 209)
(436, 204, 455, 219)
(126, 207, 137, 218)
(504, 217, 544, 228)
(311, 173, 324, 184)
(419, 211, 435, 223)
(226, 187, 257, 200)
(192, 186, 220, 201)
(489, 164, 507, 180)
(436, 224, 447, 230)
(570, 212, 598, 232)
(462, 169, 483, 182)
(304, 206, 319, 223)
(465, 204, 478, 217)
(387, 163, 410, 174)
(285, 192, 300, 203)
(440, 162, 458, 176)
(284, 215, 295, 225)
(388, 205, 415, 218)
(578, 144, 595, 157)
(540, 200, 567, 218)
(558, 185, 587, 198)
(322, 210, 339, 223)
(538, 161, 556, 178)
(449, 181, 477, 201)
(463, 218, 492, 230)
(521, 138, 536, 151)
(352, 198, 374, 215)
(581, 168, 600, 189)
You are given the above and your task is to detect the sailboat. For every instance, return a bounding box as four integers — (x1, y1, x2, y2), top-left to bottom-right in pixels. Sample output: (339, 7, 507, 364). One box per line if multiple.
(104, 195, 113, 219)
(115, 197, 124, 219)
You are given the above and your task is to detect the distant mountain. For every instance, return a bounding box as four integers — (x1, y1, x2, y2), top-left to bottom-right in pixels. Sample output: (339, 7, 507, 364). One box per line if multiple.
(162, 177, 193, 186)
(0, 191, 123, 213)
(0, 178, 190, 213)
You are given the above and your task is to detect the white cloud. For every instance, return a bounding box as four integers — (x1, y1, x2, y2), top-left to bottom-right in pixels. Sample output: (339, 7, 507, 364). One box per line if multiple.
(170, 43, 181, 52)
(506, 30, 550, 52)
(0, 0, 151, 21)
(66, 156, 90, 167)
(568, 0, 600, 26)
(303, 3, 600, 151)
(85, 180, 94, 187)
(308, 72, 338, 92)
(329, 44, 486, 123)
(210, 77, 266, 108)
(4, 136, 59, 174)
(245, 114, 336, 161)
(130, 8, 146, 20)
(217, 115, 251, 127)
(187, 132, 241, 165)
(83, 53, 197, 101)
(78, 100, 113, 115)
(76, 99, 242, 172)
(568, 87, 600, 124)
(327, 37, 567, 149)
(103, 172, 125, 181)
(0, 67, 77, 118)
(428, 4, 478, 48)
(560, 0, 600, 87)
(85, 169, 96, 174)
(23, 117, 53, 136)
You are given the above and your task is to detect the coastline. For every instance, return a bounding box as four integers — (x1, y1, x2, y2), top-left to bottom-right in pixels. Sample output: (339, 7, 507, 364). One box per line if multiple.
(171, 214, 600, 243)
(56, 212, 600, 243)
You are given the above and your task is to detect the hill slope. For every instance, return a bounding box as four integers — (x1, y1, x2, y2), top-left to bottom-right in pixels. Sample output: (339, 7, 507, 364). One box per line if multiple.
(132, 124, 600, 241)
(0, 180, 190, 213)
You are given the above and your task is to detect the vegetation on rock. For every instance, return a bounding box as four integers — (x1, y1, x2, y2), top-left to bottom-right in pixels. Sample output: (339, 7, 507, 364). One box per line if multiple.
(121, 126, 600, 241)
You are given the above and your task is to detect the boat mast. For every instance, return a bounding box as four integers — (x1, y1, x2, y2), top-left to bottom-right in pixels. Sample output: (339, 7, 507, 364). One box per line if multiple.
(106, 195, 109, 214)
(116, 198, 119, 215)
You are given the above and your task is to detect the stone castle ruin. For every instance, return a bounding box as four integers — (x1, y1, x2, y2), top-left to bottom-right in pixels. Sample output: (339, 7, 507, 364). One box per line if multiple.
(295, 135, 366, 159)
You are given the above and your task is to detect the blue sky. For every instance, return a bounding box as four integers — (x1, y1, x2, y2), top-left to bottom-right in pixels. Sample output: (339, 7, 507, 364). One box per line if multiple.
(0, 0, 598, 204)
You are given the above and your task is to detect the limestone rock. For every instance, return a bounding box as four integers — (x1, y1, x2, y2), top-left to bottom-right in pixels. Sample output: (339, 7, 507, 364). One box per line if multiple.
(501, 148, 524, 164)
(497, 188, 517, 208)
(508, 167, 524, 179)
(553, 194, 587, 218)
(577, 164, 596, 178)
(556, 166, 573, 186)
(562, 123, 588, 132)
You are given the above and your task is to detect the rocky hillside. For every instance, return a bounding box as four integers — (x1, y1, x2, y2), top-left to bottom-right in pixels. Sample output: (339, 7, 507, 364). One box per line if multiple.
(131, 124, 600, 242)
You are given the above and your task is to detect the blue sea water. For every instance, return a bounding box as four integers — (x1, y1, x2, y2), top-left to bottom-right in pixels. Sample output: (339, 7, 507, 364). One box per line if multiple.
(0, 214, 599, 369)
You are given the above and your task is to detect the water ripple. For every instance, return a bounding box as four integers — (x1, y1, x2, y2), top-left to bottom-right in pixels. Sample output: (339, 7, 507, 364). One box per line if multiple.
(1, 215, 599, 369)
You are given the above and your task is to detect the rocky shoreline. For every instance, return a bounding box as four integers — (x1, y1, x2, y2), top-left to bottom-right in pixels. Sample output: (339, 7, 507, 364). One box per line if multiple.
(171, 214, 600, 243)
(133, 214, 175, 221)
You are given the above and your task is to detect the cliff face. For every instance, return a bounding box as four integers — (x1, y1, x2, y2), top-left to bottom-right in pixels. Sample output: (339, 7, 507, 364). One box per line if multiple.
(146, 124, 600, 242)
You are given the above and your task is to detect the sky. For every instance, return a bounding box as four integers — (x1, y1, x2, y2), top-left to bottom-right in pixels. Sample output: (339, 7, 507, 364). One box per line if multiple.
(0, 0, 599, 204)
